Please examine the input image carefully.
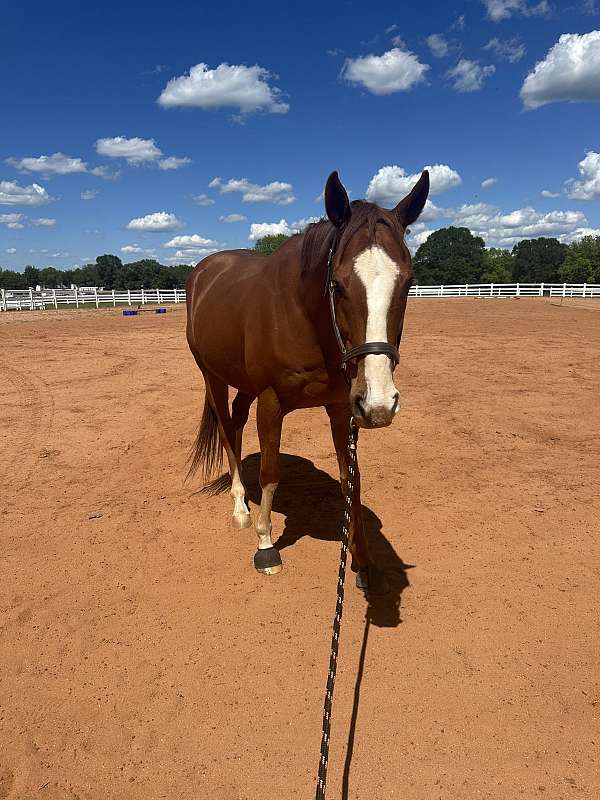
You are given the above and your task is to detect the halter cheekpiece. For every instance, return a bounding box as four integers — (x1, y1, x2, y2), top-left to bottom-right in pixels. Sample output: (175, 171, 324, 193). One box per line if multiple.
(325, 240, 400, 373)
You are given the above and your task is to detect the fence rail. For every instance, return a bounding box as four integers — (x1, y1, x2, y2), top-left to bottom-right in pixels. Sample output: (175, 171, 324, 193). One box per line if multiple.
(1, 283, 600, 312)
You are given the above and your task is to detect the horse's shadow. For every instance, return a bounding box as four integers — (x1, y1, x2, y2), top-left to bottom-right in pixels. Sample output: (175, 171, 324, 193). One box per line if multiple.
(241, 452, 413, 628)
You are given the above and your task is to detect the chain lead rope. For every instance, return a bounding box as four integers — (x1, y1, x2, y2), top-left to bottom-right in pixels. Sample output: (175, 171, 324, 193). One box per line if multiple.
(315, 418, 358, 800)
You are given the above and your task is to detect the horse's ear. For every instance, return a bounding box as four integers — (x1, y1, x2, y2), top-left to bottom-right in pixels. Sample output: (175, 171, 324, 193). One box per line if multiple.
(325, 171, 351, 228)
(394, 170, 430, 227)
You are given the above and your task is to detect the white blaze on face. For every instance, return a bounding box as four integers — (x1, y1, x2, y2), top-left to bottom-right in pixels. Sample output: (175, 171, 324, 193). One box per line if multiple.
(353, 245, 400, 412)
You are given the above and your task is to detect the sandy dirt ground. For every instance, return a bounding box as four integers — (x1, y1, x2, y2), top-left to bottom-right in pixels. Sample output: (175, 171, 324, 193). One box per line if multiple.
(1, 298, 599, 800)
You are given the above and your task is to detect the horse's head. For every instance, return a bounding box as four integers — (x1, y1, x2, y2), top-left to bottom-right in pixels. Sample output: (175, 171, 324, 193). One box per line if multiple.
(324, 169, 429, 428)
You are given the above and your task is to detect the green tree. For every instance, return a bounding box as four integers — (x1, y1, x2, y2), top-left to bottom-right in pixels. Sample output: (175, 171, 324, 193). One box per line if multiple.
(95, 254, 123, 288)
(39, 267, 64, 288)
(560, 236, 600, 283)
(254, 234, 290, 255)
(413, 227, 486, 284)
(512, 238, 567, 283)
(480, 247, 514, 283)
(23, 265, 40, 287)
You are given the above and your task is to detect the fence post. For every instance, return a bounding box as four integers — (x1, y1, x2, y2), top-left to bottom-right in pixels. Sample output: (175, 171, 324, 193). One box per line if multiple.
(127, 289, 131, 306)
(583, 282, 587, 298)
(562, 283, 566, 298)
(53, 288, 57, 309)
(0, 288, 6, 312)
(112, 289, 116, 307)
(490, 283, 494, 297)
(29, 287, 34, 310)
(141, 288, 146, 305)
(516, 283, 520, 297)
(75, 288, 79, 308)
(94, 287, 99, 308)
(439, 285, 444, 297)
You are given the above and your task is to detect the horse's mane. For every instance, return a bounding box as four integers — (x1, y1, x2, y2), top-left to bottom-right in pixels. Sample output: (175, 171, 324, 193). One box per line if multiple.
(300, 200, 403, 275)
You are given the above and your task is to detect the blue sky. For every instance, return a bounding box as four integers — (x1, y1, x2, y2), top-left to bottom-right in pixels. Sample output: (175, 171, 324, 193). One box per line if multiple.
(1, 0, 600, 271)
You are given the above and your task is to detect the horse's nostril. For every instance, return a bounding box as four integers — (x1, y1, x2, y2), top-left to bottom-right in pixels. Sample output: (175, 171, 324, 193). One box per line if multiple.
(392, 392, 400, 413)
(353, 395, 367, 418)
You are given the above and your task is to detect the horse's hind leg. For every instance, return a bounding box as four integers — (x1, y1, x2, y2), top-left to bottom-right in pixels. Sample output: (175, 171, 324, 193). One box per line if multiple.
(203, 373, 252, 529)
(254, 388, 283, 575)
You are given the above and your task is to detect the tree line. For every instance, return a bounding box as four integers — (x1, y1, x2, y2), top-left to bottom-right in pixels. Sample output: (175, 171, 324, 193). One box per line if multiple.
(0, 255, 193, 291)
(2, 229, 600, 291)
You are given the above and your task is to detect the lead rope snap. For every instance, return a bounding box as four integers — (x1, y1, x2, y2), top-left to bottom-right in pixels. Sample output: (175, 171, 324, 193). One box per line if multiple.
(315, 417, 358, 800)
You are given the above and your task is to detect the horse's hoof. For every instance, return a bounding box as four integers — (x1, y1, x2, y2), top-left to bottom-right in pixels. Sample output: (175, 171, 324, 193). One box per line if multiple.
(254, 547, 283, 576)
(232, 513, 252, 529)
(356, 565, 389, 595)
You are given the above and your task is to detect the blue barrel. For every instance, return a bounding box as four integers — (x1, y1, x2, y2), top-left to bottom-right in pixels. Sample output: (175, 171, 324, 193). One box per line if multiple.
(155, 307, 167, 314)
(123, 309, 138, 316)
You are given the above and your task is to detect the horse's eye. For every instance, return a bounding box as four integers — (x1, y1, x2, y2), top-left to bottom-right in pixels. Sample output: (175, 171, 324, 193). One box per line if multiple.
(331, 279, 344, 296)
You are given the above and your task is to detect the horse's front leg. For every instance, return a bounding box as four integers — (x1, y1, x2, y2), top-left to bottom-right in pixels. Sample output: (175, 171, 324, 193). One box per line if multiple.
(254, 388, 284, 575)
(326, 403, 388, 594)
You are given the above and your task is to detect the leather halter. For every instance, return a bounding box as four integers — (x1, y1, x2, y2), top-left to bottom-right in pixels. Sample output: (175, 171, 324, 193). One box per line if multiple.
(325, 240, 400, 373)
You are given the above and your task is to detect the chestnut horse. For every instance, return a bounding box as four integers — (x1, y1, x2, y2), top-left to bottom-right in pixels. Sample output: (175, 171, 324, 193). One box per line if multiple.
(186, 170, 429, 591)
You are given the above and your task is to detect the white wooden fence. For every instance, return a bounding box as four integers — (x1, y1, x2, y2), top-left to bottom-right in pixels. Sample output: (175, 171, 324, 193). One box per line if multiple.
(1, 283, 599, 312)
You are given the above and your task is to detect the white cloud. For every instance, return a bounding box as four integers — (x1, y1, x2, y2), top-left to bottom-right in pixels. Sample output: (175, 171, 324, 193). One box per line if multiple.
(482, 0, 550, 21)
(96, 136, 162, 164)
(31, 217, 56, 226)
(366, 164, 461, 205)
(447, 59, 495, 92)
(219, 213, 247, 223)
(483, 37, 526, 63)
(559, 226, 600, 244)
(565, 150, 600, 200)
(0, 180, 52, 206)
(89, 165, 119, 179)
(248, 216, 322, 240)
(541, 189, 560, 198)
(120, 244, 156, 255)
(450, 202, 589, 247)
(582, 0, 599, 14)
(81, 189, 98, 200)
(481, 177, 498, 189)
(248, 219, 293, 240)
(521, 32, 600, 109)
(158, 156, 192, 170)
(426, 34, 449, 58)
(209, 177, 295, 205)
(0, 213, 25, 229)
(158, 62, 289, 114)
(7, 152, 88, 176)
(5, 247, 17, 254)
(126, 212, 183, 232)
(191, 194, 215, 206)
(163, 234, 217, 248)
(341, 47, 429, 95)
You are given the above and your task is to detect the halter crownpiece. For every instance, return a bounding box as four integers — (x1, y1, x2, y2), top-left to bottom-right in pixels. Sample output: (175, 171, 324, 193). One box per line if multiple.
(325, 241, 400, 371)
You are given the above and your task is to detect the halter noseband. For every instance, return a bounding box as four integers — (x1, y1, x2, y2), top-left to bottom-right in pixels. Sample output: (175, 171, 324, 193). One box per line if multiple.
(325, 240, 400, 373)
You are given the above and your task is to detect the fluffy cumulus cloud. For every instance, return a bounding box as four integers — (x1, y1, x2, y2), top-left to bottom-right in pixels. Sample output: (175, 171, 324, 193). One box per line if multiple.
(0, 180, 52, 206)
(120, 244, 156, 255)
(0, 212, 25, 229)
(541, 189, 561, 198)
(426, 34, 449, 58)
(95, 136, 191, 169)
(565, 151, 600, 200)
(447, 59, 495, 92)
(366, 164, 461, 205)
(81, 189, 98, 200)
(481, 177, 498, 189)
(521, 32, 600, 109)
(209, 177, 295, 205)
(482, 0, 549, 21)
(451, 203, 590, 246)
(158, 62, 289, 114)
(248, 216, 322, 240)
(341, 47, 429, 95)
(7, 152, 88, 176)
(96, 136, 162, 164)
(483, 37, 526, 63)
(164, 234, 217, 248)
(126, 212, 183, 232)
(158, 156, 192, 170)
(31, 217, 56, 226)
(219, 213, 247, 223)
(192, 194, 215, 206)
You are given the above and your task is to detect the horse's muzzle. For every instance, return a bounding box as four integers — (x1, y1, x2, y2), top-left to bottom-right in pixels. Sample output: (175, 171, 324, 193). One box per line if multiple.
(351, 390, 400, 429)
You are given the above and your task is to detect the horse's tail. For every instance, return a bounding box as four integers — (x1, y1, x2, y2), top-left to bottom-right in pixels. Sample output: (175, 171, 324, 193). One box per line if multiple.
(186, 398, 230, 494)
